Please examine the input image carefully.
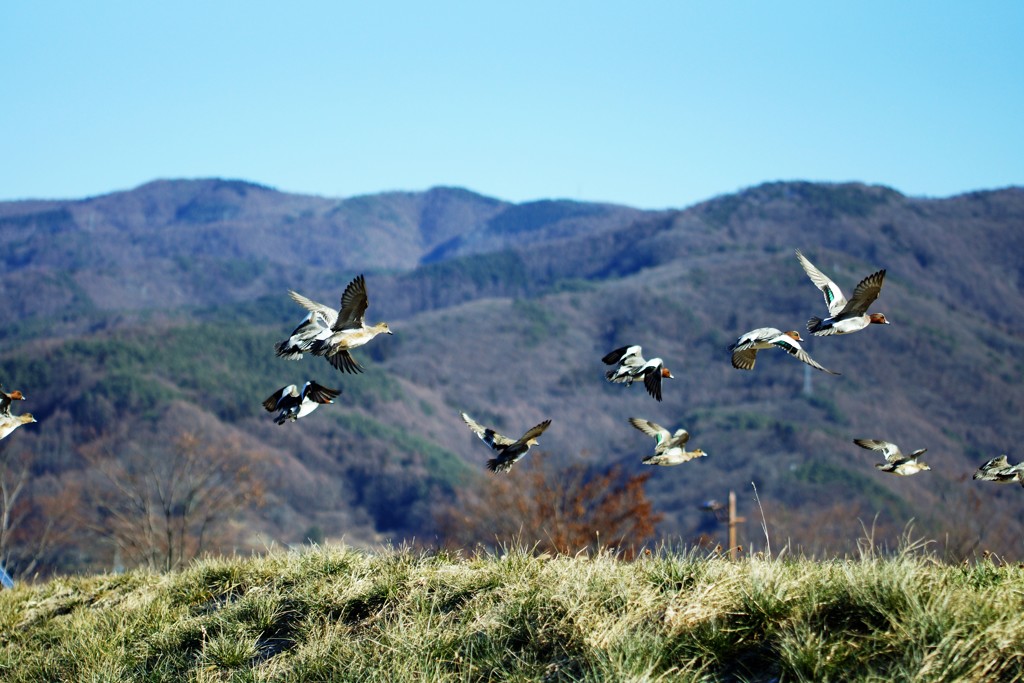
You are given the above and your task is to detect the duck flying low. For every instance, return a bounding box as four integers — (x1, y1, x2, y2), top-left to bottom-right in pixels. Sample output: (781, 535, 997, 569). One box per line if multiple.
(972, 455, 1024, 486)
(853, 438, 930, 476)
(628, 417, 707, 466)
(460, 412, 551, 473)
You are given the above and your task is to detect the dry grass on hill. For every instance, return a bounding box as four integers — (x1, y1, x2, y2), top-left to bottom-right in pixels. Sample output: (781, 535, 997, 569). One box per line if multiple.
(2, 537, 1023, 682)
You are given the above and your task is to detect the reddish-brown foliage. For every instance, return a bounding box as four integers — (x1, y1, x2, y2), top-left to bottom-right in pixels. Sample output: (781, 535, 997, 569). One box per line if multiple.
(435, 452, 662, 559)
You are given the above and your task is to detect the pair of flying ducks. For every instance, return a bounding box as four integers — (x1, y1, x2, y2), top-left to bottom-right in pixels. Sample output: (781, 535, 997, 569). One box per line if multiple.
(730, 249, 889, 374)
(458, 412, 704, 473)
(855, 440, 1024, 487)
(263, 274, 392, 425)
(459, 344, 701, 473)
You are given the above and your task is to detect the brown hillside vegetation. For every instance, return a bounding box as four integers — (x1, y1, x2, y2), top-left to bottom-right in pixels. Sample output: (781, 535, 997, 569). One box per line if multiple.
(1, 179, 1023, 576)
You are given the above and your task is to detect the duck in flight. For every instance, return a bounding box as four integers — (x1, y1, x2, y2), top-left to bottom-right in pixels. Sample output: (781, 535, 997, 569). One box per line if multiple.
(795, 249, 889, 336)
(729, 328, 839, 374)
(460, 412, 551, 473)
(262, 381, 341, 425)
(285, 275, 393, 373)
(853, 438, 930, 476)
(602, 345, 674, 401)
(628, 417, 706, 466)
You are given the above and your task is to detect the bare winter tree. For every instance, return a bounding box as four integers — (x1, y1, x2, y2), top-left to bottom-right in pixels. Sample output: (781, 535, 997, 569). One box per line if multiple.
(83, 431, 265, 572)
(0, 446, 80, 579)
(435, 452, 662, 559)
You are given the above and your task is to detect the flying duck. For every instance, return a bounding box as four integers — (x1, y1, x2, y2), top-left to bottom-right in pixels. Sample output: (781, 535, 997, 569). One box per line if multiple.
(796, 249, 889, 336)
(729, 328, 839, 374)
(628, 417, 707, 466)
(972, 455, 1024, 486)
(262, 381, 341, 425)
(853, 438, 930, 476)
(289, 275, 393, 373)
(460, 412, 551, 473)
(602, 345, 674, 401)
(0, 413, 36, 441)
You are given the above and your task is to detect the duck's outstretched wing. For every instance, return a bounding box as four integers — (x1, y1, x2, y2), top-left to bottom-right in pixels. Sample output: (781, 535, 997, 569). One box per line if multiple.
(976, 455, 1010, 475)
(628, 417, 668, 440)
(512, 419, 552, 448)
(325, 349, 365, 374)
(853, 438, 902, 463)
(303, 381, 341, 404)
(643, 362, 669, 401)
(334, 275, 370, 332)
(288, 291, 339, 326)
(773, 337, 840, 375)
(837, 269, 885, 317)
(796, 250, 847, 316)
(731, 347, 759, 371)
(461, 412, 515, 450)
(602, 345, 643, 367)
(262, 384, 298, 412)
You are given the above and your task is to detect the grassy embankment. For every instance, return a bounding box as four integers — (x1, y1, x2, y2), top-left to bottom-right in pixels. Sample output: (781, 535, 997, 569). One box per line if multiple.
(1, 540, 1022, 682)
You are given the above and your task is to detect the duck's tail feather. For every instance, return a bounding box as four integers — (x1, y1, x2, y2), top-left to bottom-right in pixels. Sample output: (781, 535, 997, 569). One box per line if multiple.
(486, 458, 512, 473)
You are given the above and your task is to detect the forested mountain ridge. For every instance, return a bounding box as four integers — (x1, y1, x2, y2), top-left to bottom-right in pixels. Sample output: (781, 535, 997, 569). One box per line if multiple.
(2, 179, 1023, 575)
(0, 179, 647, 327)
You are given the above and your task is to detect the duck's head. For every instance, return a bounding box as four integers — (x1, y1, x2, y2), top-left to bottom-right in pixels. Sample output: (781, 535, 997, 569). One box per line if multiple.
(7, 390, 24, 400)
(783, 330, 803, 341)
(692, 449, 707, 458)
(379, 322, 394, 335)
(19, 413, 36, 425)
(661, 367, 674, 379)
(869, 313, 889, 325)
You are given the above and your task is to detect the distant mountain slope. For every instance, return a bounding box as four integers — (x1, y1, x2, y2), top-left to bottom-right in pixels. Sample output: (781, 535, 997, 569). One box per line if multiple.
(2, 178, 1023, 575)
(0, 180, 644, 327)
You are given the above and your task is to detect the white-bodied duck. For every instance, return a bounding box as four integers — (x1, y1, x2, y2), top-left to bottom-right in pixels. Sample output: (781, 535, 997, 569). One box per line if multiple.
(460, 412, 551, 473)
(729, 328, 839, 374)
(0, 413, 35, 441)
(290, 274, 392, 373)
(602, 345, 674, 401)
(628, 417, 706, 466)
(972, 455, 1024, 486)
(795, 249, 889, 336)
(262, 381, 341, 425)
(854, 438, 930, 476)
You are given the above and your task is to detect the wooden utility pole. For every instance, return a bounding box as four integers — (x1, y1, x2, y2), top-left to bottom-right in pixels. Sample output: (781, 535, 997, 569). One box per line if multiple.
(728, 490, 746, 560)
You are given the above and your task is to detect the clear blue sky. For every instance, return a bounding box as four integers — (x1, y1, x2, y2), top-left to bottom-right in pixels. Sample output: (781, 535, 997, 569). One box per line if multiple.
(2, 2, 1021, 209)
